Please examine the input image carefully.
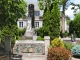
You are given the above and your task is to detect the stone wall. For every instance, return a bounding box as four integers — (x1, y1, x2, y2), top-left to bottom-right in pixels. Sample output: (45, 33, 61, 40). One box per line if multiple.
(62, 38, 80, 42)
(13, 36, 50, 55)
(62, 38, 80, 44)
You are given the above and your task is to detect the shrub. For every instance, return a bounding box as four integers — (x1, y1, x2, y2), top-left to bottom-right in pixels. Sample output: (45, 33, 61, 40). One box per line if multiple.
(18, 28, 26, 36)
(60, 31, 63, 38)
(64, 42, 74, 51)
(50, 38, 64, 48)
(71, 44, 80, 56)
(0, 26, 16, 44)
(0, 30, 1, 38)
(37, 36, 44, 41)
(35, 28, 44, 37)
(47, 47, 72, 60)
(64, 31, 69, 37)
(16, 36, 22, 40)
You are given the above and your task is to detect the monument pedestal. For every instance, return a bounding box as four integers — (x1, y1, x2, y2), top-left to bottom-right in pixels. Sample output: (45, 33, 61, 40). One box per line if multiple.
(24, 28, 35, 39)
(24, 16, 36, 39)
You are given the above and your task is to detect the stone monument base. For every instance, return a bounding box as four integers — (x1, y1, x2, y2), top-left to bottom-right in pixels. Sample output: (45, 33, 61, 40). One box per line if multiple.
(24, 28, 35, 39)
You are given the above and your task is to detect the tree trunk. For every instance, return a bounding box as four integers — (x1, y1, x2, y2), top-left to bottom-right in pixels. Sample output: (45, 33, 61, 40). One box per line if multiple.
(61, 4, 65, 36)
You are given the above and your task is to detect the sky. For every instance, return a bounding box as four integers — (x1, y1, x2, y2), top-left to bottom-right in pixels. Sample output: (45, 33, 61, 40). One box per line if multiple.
(25, 0, 80, 20)
(65, 0, 80, 20)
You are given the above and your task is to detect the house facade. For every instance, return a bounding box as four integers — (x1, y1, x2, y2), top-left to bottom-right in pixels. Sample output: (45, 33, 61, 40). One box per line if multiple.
(17, 0, 68, 32)
(17, 0, 43, 29)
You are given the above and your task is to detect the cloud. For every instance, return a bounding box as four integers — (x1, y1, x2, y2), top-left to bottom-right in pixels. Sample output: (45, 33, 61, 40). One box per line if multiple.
(65, 5, 74, 20)
(65, 0, 80, 20)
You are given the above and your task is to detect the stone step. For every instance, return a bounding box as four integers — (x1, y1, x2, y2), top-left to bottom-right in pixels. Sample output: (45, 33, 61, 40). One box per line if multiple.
(24, 28, 35, 38)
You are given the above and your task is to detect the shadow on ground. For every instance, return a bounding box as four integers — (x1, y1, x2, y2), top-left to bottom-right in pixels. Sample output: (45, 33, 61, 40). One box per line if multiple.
(0, 53, 22, 60)
(73, 55, 80, 59)
(10, 53, 22, 60)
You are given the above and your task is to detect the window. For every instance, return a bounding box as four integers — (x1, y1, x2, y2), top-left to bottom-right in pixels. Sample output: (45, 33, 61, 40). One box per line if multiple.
(35, 11, 40, 16)
(35, 22, 39, 28)
(19, 22, 23, 27)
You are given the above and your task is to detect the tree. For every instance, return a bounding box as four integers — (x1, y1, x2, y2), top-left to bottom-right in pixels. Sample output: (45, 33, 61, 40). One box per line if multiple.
(50, 0, 60, 40)
(38, 0, 52, 10)
(43, 9, 51, 36)
(60, 0, 70, 34)
(0, 0, 27, 43)
(0, 25, 19, 44)
(38, 0, 71, 38)
(38, 0, 60, 40)
(69, 13, 80, 37)
(38, 0, 52, 38)
(0, 0, 27, 30)
(69, 20, 75, 35)
(71, 3, 80, 14)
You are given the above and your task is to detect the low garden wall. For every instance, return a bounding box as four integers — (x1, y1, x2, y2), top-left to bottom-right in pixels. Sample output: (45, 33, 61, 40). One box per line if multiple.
(13, 36, 50, 55)
(62, 38, 80, 42)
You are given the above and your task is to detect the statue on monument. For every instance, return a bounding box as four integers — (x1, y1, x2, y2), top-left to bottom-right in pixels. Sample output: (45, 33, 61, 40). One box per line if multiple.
(27, 17, 31, 31)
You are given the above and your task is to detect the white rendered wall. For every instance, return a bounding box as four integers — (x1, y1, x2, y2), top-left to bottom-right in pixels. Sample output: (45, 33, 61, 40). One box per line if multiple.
(17, 21, 27, 28)
(35, 20, 43, 28)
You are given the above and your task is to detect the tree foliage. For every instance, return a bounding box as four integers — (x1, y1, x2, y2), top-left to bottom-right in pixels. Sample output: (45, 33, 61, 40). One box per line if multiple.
(43, 10, 51, 37)
(38, 0, 71, 39)
(37, 0, 60, 40)
(38, 0, 52, 10)
(69, 13, 80, 37)
(0, 0, 27, 43)
(50, 0, 60, 39)
(71, 2, 80, 14)
(35, 28, 44, 37)
(0, 25, 19, 44)
(0, 0, 27, 30)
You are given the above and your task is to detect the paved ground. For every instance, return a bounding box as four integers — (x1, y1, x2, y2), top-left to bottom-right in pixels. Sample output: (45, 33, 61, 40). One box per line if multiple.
(22, 56, 80, 60)
(11, 54, 80, 60)
(22, 55, 46, 60)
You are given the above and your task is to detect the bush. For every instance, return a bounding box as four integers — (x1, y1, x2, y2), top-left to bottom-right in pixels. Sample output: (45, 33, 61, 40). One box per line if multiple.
(35, 28, 44, 37)
(37, 36, 44, 41)
(71, 44, 80, 56)
(50, 38, 64, 48)
(64, 42, 74, 51)
(18, 28, 26, 36)
(0, 26, 17, 44)
(64, 31, 69, 37)
(60, 31, 63, 38)
(16, 36, 22, 40)
(0, 25, 19, 44)
(47, 47, 72, 60)
(0, 30, 1, 38)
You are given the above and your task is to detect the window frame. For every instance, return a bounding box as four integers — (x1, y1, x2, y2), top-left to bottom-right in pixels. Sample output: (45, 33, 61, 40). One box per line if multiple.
(35, 22, 39, 28)
(19, 22, 23, 27)
(35, 11, 40, 16)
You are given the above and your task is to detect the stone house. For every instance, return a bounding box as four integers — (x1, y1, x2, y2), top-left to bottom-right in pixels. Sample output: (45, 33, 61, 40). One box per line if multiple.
(17, 0, 43, 29)
(17, 0, 68, 32)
